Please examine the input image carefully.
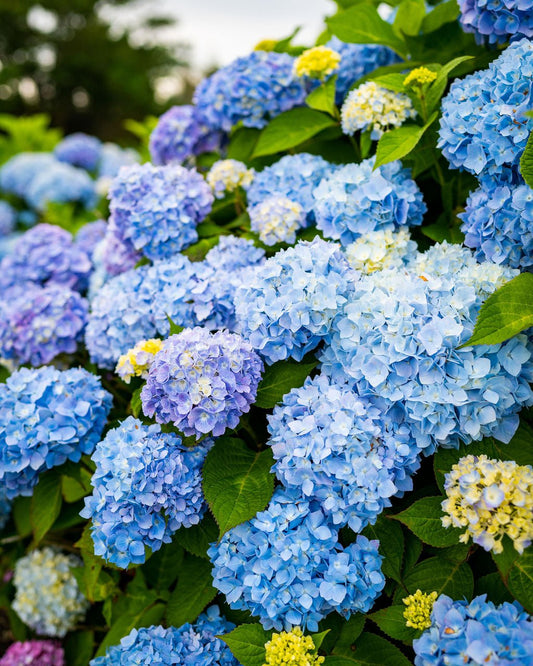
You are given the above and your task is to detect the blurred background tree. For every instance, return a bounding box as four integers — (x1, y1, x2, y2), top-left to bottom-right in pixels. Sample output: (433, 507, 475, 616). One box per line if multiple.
(0, 0, 192, 140)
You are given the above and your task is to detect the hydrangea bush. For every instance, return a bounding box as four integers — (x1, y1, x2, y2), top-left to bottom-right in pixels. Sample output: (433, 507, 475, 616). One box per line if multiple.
(0, 3, 533, 665)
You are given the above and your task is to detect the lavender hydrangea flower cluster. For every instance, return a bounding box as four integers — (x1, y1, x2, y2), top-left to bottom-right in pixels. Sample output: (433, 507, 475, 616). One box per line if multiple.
(141, 328, 263, 438)
(91, 607, 237, 665)
(234, 237, 356, 364)
(193, 51, 307, 131)
(313, 158, 426, 246)
(81, 417, 209, 568)
(209, 486, 385, 631)
(0, 200, 16, 236)
(413, 595, 533, 665)
(108, 163, 213, 261)
(0, 640, 64, 666)
(149, 105, 223, 165)
(0, 366, 111, 498)
(0, 153, 57, 199)
(458, 0, 533, 45)
(75, 219, 107, 256)
(25, 160, 97, 212)
(54, 132, 102, 171)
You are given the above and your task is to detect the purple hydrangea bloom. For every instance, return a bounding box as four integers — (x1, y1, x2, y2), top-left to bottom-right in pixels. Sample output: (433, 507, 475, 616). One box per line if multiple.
(100, 222, 142, 277)
(108, 163, 213, 261)
(141, 328, 264, 439)
(81, 417, 209, 568)
(0, 153, 57, 199)
(0, 640, 65, 666)
(149, 105, 224, 165)
(0, 201, 16, 236)
(458, 0, 533, 45)
(25, 160, 97, 212)
(75, 219, 107, 257)
(193, 51, 307, 132)
(54, 132, 102, 171)
(0, 366, 112, 498)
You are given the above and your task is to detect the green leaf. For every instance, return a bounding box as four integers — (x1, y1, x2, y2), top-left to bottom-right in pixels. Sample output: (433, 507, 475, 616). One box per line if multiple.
(332, 615, 366, 657)
(220, 623, 272, 666)
(393, 497, 462, 547)
(96, 600, 165, 657)
(520, 130, 533, 189)
(175, 513, 219, 559)
(61, 467, 92, 503)
(369, 605, 420, 644)
(166, 315, 184, 336)
(493, 541, 533, 612)
(371, 73, 407, 93)
(324, 658, 358, 665)
(374, 112, 438, 168)
(202, 437, 275, 537)
(166, 554, 217, 626)
(404, 556, 474, 600)
(462, 273, 533, 346)
(31, 469, 62, 544)
(306, 76, 338, 116)
(130, 387, 143, 418)
(312, 629, 330, 650)
(362, 516, 405, 583)
(227, 127, 260, 162)
(394, 0, 426, 37)
(12, 496, 32, 537)
(252, 108, 337, 158)
(255, 360, 317, 409)
(142, 539, 183, 592)
(426, 56, 474, 114)
(327, 5, 408, 56)
(476, 572, 514, 605)
(337, 632, 412, 666)
(421, 0, 460, 33)
(64, 630, 95, 666)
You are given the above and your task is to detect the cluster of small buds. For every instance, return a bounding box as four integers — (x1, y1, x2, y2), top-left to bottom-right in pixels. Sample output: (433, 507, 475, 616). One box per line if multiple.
(403, 590, 438, 630)
(442, 454, 533, 554)
(404, 67, 438, 89)
(249, 196, 306, 245)
(344, 227, 417, 274)
(116, 338, 163, 383)
(294, 46, 341, 79)
(206, 159, 255, 198)
(263, 627, 324, 666)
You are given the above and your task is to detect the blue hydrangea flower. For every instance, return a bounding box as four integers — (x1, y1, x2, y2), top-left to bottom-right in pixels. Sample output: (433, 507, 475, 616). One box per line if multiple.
(344, 227, 418, 274)
(249, 196, 306, 246)
(313, 157, 426, 246)
(54, 133, 102, 171)
(0, 366, 111, 498)
(13, 548, 88, 638)
(75, 219, 107, 257)
(0, 284, 88, 367)
(439, 39, 533, 180)
(108, 163, 213, 261)
(193, 51, 307, 131)
(90, 607, 238, 665)
(141, 328, 263, 439)
(100, 222, 141, 276)
(320, 246, 533, 453)
(97, 143, 139, 179)
(0, 224, 92, 292)
(0, 201, 16, 236)
(460, 177, 533, 271)
(458, 0, 533, 45)
(25, 160, 97, 212)
(413, 595, 533, 665)
(234, 237, 356, 364)
(81, 417, 209, 568)
(209, 486, 385, 631)
(267, 374, 420, 532)
(246, 153, 333, 224)
(149, 105, 223, 165)
(206, 159, 255, 198)
(0, 153, 57, 199)
(325, 37, 400, 104)
(204, 235, 265, 272)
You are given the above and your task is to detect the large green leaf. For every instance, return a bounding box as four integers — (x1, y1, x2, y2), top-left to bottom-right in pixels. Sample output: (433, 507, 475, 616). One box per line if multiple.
(329, 632, 411, 666)
(374, 113, 438, 168)
(369, 605, 420, 644)
(404, 556, 474, 600)
(142, 539, 183, 592)
(31, 469, 62, 544)
(394, 0, 426, 37)
(255, 360, 317, 409)
(307, 76, 338, 116)
(175, 513, 218, 559)
(96, 600, 165, 657)
(493, 540, 533, 612)
(203, 437, 274, 537)
(220, 623, 272, 666)
(520, 130, 533, 188)
(166, 554, 217, 626)
(362, 515, 405, 583)
(393, 496, 462, 547)
(421, 0, 460, 33)
(327, 5, 407, 56)
(463, 273, 533, 346)
(426, 56, 474, 114)
(252, 108, 336, 158)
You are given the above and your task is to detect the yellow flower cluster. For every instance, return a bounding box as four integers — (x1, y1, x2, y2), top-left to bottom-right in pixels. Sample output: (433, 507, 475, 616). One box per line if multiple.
(403, 590, 438, 630)
(442, 454, 533, 554)
(404, 66, 438, 88)
(345, 228, 413, 274)
(264, 627, 324, 666)
(206, 159, 255, 197)
(294, 46, 341, 79)
(116, 338, 163, 383)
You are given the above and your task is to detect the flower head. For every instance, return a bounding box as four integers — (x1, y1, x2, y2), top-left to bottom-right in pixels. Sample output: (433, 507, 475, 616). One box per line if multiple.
(0, 640, 64, 666)
(116, 338, 163, 383)
(250, 196, 306, 246)
(207, 159, 255, 198)
(344, 227, 417, 274)
(458, 0, 533, 44)
(25, 160, 97, 212)
(294, 46, 341, 79)
(0, 201, 16, 237)
(264, 627, 324, 666)
(54, 132, 102, 171)
(403, 590, 438, 630)
(404, 67, 437, 88)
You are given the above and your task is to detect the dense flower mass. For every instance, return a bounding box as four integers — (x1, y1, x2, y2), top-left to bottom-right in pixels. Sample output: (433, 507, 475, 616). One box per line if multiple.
(341, 82, 416, 139)
(203, 234, 265, 272)
(249, 196, 306, 245)
(25, 160, 97, 212)
(0, 153, 57, 199)
(75, 219, 107, 256)
(54, 132, 102, 171)
(458, 0, 533, 44)
(294, 46, 341, 79)
(97, 143, 139, 179)
(141, 328, 263, 438)
(403, 590, 438, 631)
(12, 548, 88, 637)
(91, 607, 237, 665)
(442, 454, 533, 554)
(206, 159, 254, 198)
(116, 338, 163, 383)
(209, 486, 385, 631)
(460, 177, 533, 270)
(234, 237, 356, 364)
(404, 67, 437, 88)
(81, 417, 209, 568)
(149, 105, 223, 165)
(108, 163, 213, 261)
(313, 158, 426, 246)
(0, 366, 111, 497)
(0, 640, 65, 666)
(0, 200, 16, 236)
(439, 39, 533, 180)
(264, 627, 324, 666)
(193, 51, 307, 131)
(344, 227, 417, 274)
(413, 595, 533, 665)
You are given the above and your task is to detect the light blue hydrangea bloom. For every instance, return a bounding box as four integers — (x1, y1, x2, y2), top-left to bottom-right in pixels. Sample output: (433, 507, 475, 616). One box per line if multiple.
(313, 157, 426, 246)
(0, 366, 112, 498)
(0, 201, 16, 236)
(108, 163, 213, 261)
(458, 0, 533, 45)
(209, 486, 385, 631)
(413, 594, 533, 665)
(13, 548, 88, 637)
(204, 235, 265, 272)
(234, 237, 357, 364)
(97, 143, 139, 179)
(439, 39, 533, 180)
(25, 160, 97, 212)
(249, 196, 306, 246)
(193, 51, 307, 132)
(91, 607, 237, 665)
(0, 153, 57, 199)
(141, 328, 263, 438)
(74, 219, 107, 257)
(54, 132, 102, 171)
(81, 417, 209, 568)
